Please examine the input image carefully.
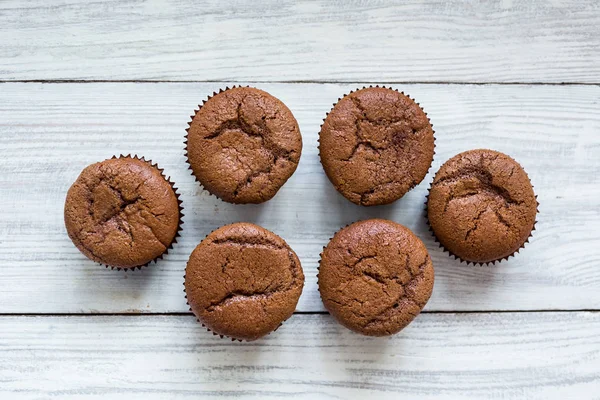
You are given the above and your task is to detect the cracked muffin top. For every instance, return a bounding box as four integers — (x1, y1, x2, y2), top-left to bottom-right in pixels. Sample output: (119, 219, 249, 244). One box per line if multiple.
(186, 87, 302, 204)
(185, 222, 304, 341)
(64, 156, 181, 269)
(318, 219, 434, 336)
(319, 87, 434, 206)
(427, 149, 537, 263)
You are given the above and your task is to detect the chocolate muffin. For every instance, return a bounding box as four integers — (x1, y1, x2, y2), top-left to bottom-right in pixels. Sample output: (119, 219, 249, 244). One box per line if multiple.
(64, 155, 182, 270)
(319, 87, 435, 206)
(427, 149, 538, 264)
(318, 219, 434, 336)
(185, 223, 304, 341)
(185, 87, 302, 204)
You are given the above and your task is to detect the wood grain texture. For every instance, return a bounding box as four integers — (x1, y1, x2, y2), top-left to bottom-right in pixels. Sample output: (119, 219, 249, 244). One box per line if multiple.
(0, 312, 599, 399)
(0, 82, 599, 313)
(1, 0, 599, 83)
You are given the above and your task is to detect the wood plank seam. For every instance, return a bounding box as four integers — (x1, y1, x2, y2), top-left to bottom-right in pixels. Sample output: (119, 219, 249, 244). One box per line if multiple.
(0, 310, 598, 317)
(2, 80, 600, 86)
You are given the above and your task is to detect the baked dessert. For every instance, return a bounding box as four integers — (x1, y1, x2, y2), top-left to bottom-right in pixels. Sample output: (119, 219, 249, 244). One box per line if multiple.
(185, 87, 302, 204)
(426, 149, 537, 264)
(318, 219, 434, 336)
(64, 155, 182, 269)
(319, 87, 434, 206)
(185, 222, 304, 340)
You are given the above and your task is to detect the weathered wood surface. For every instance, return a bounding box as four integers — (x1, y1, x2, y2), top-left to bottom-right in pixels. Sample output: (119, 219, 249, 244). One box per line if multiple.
(1, 313, 599, 399)
(0, 82, 598, 313)
(1, 0, 599, 83)
(2, 1, 600, 397)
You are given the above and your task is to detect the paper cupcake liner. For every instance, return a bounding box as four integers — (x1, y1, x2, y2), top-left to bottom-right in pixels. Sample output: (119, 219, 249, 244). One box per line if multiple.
(424, 176, 539, 266)
(100, 154, 184, 271)
(182, 223, 298, 342)
(317, 85, 436, 205)
(183, 85, 251, 204)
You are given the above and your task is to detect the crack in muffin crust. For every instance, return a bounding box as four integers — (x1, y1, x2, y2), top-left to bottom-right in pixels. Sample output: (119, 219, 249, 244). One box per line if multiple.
(427, 149, 538, 264)
(318, 219, 434, 336)
(319, 87, 435, 206)
(185, 223, 304, 341)
(64, 156, 182, 269)
(186, 87, 302, 204)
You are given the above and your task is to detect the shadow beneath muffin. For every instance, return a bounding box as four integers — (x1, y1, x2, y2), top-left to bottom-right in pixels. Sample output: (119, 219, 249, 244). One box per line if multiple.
(316, 173, 424, 233)
(70, 257, 164, 313)
(219, 202, 270, 225)
(322, 313, 399, 361)
(426, 243, 503, 313)
(187, 194, 271, 240)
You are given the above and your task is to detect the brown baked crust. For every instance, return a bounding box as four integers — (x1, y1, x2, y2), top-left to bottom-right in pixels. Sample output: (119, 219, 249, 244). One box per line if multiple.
(427, 149, 537, 263)
(185, 223, 304, 341)
(318, 219, 434, 336)
(186, 87, 302, 204)
(64, 156, 181, 269)
(319, 87, 434, 206)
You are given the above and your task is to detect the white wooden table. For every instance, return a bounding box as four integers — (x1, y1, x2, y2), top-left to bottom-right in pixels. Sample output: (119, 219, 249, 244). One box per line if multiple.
(1, 1, 599, 398)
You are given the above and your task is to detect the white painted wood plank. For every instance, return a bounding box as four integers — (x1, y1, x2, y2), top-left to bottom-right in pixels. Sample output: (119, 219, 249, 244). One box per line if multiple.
(1, 0, 599, 83)
(0, 82, 599, 313)
(0, 313, 598, 399)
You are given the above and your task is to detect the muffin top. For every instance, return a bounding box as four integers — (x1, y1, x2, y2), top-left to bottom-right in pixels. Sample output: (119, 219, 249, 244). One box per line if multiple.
(186, 87, 302, 204)
(185, 223, 304, 341)
(64, 156, 181, 269)
(319, 87, 435, 206)
(427, 149, 537, 263)
(318, 219, 434, 336)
